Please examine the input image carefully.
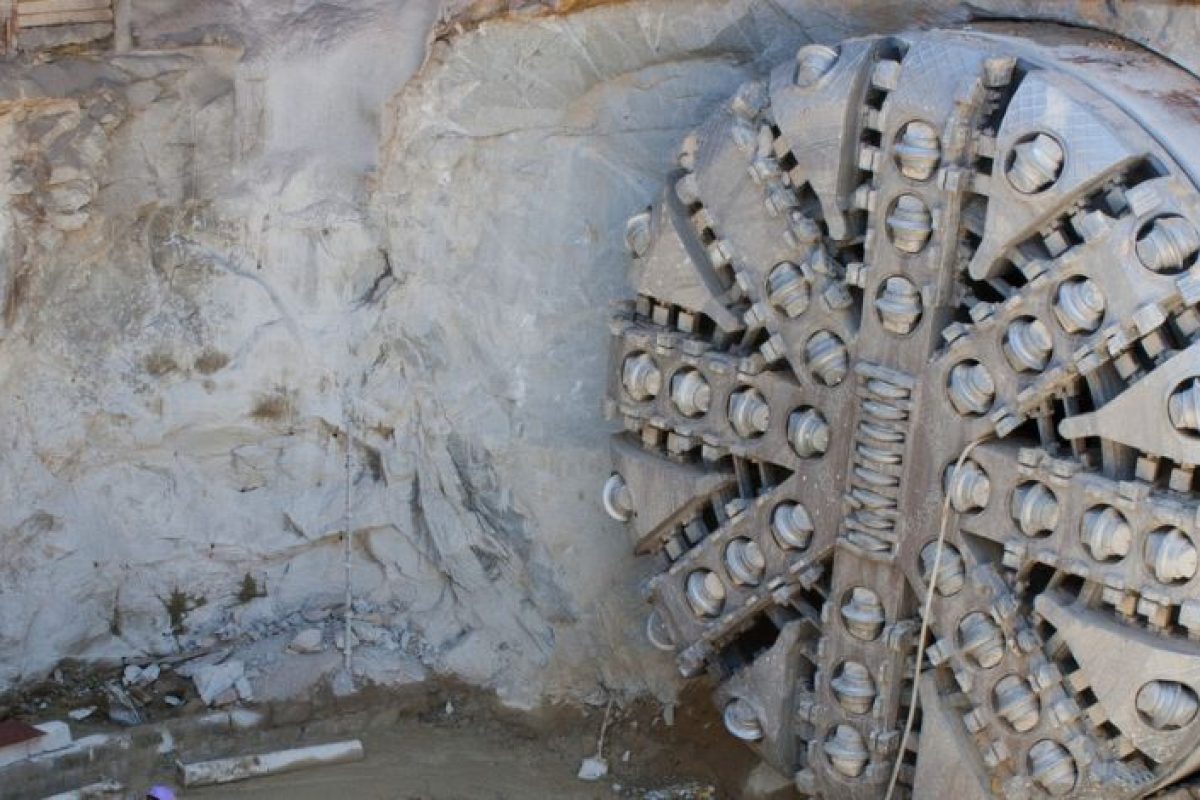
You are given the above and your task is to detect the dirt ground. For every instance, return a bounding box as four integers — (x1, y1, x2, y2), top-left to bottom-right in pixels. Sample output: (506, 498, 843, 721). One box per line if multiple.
(181, 682, 760, 800)
(2, 664, 764, 799)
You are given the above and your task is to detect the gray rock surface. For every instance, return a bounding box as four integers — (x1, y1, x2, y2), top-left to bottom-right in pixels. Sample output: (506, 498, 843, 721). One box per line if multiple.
(0, 0, 1196, 708)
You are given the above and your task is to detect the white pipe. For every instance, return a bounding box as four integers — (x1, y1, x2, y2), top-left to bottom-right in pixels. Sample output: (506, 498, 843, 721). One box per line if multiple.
(178, 740, 365, 787)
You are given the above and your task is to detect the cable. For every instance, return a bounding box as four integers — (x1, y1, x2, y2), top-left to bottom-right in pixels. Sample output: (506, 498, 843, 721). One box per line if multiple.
(883, 434, 992, 800)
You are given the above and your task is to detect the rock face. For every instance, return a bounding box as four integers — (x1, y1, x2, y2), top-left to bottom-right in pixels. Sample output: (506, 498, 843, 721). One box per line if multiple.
(0, 0, 1197, 710)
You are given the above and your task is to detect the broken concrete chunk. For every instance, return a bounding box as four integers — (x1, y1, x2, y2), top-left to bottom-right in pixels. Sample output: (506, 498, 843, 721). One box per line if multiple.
(577, 756, 609, 782)
(122, 663, 160, 687)
(287, 628, 324, 654)
(192, 660, 245, 707)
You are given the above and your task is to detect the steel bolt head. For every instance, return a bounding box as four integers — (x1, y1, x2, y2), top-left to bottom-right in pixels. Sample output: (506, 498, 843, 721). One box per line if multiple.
(730, 80, 767, 119)
(805, 330, 848, 386)
(772, 502, 814, 550)
(1054, 277, 1105, 333)
(622, 352, 662, 400)
(832, 662, 877, 715)
(670, 369, 711, 418)
(767, 261, 810, 318)
(725, 538, 766, 586)
(824, 724, 868, 777)
(728, 387, 771, 438)
(723, 699, 764, 741)
(948, 361, 995, 416)
(875, 275, 923, 335)
(994, 675, 1040, 733)
(788, 407, 830, 458)
(958, 611, 1004, 669)
(1136, 680, 1198, 730)
(601, 473, 633, 522)
(1169, 378, 1200, 434)
(1137, 215, 1200, 273)
(1006, 133, 1064, 194)
(1011, 482, 1059, 537)
(894, 120, 940, 181)
(841, 587, 885, 641)
(1028, 741, 1076, 796)
(685, 569, 726, 617)
(625, 210, 652, 257)
(1003, 317, 1053, 373)
(944, 460, 991, 513)
(1081, 506, 1131, 562)
(645, 608, 675, 652)
(920, 542, 965, 596)
(885, 193, 933, 254)
(1145, 528, 1198, 584)
(794, 44, 838, 87)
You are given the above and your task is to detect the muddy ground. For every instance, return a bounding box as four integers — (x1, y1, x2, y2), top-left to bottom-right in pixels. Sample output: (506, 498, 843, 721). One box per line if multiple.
(5, 677, 764, 799)
(181, 695, 736, 798)
(183, 682, 759, 800)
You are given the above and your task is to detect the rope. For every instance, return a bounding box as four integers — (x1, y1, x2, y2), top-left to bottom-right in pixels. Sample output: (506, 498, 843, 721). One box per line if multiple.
(883, 435, 992, 800)
(342, 387, 355, 675)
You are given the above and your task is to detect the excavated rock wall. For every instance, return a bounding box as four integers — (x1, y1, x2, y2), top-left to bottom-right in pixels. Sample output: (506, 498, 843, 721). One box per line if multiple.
(0, 0, 1196, 708)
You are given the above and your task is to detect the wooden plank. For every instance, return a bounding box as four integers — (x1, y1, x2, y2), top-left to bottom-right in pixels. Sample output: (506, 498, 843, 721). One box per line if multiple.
(18, 0, 108, 13)
(18, 8, 111, 26)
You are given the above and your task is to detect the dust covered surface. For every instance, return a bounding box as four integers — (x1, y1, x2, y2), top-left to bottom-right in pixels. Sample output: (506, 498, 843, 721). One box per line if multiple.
(0, 0, 1197, 718)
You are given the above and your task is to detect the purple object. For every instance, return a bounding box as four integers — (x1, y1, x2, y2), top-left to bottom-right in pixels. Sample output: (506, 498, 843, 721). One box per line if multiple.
(146, 786, 177, 800)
